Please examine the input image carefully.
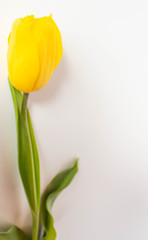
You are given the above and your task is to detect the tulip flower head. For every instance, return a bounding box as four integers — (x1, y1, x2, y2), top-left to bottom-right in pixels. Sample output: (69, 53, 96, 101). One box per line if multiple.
(7, 15, 63, 93)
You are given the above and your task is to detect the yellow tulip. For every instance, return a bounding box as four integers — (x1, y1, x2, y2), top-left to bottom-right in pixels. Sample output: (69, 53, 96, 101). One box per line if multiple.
(7, 15, 63, 93)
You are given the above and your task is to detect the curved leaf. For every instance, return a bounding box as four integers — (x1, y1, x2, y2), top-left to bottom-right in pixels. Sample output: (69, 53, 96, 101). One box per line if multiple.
(0, 226, 30, 240)
(40, 159, 78, 240)
(9, 80, 40, 213)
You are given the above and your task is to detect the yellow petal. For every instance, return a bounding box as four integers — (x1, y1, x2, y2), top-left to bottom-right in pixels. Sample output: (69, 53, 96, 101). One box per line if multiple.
(48, 16, 63, 70)
(7, 18, 40, 92)
(21, 15, 35, 32)
(32, 15, 63, 91)
(22, 15, 35, 23)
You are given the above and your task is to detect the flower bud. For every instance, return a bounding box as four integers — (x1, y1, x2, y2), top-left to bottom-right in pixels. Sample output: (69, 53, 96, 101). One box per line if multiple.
(7, 15, 63, 93)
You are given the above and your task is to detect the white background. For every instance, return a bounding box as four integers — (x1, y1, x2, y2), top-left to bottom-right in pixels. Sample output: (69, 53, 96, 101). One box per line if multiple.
(0, 0, 148, 239)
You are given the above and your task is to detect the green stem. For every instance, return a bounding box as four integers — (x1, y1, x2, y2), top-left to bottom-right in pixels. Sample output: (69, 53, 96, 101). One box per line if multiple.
(32, 212, 39, 240)
(22, 93, 29, 112)
(22, 93, 39, 240)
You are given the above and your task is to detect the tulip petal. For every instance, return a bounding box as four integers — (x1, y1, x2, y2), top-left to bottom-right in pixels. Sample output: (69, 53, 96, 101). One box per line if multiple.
(48, 17, 63, 70)
(7, 18, 40, 93)
(21, 15, 35, 32)
(32, 16, 63, 91)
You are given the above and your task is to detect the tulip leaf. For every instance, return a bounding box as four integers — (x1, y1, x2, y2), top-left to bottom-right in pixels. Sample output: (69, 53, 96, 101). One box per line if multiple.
(0, 226, 30, 240)
(40, 159, 78, 240)
(9, 80, 40, 214)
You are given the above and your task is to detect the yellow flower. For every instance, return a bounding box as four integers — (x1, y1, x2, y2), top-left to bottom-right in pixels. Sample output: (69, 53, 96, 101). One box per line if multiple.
(7, 15, 63, 93)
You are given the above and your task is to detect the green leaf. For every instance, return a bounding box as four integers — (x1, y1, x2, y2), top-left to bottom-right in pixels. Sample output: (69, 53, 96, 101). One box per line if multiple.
(27, 110, 40, 210)
(9, 80, 40, 214)
(0, 226, 30, 240)
(40, 159, 78, 240)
